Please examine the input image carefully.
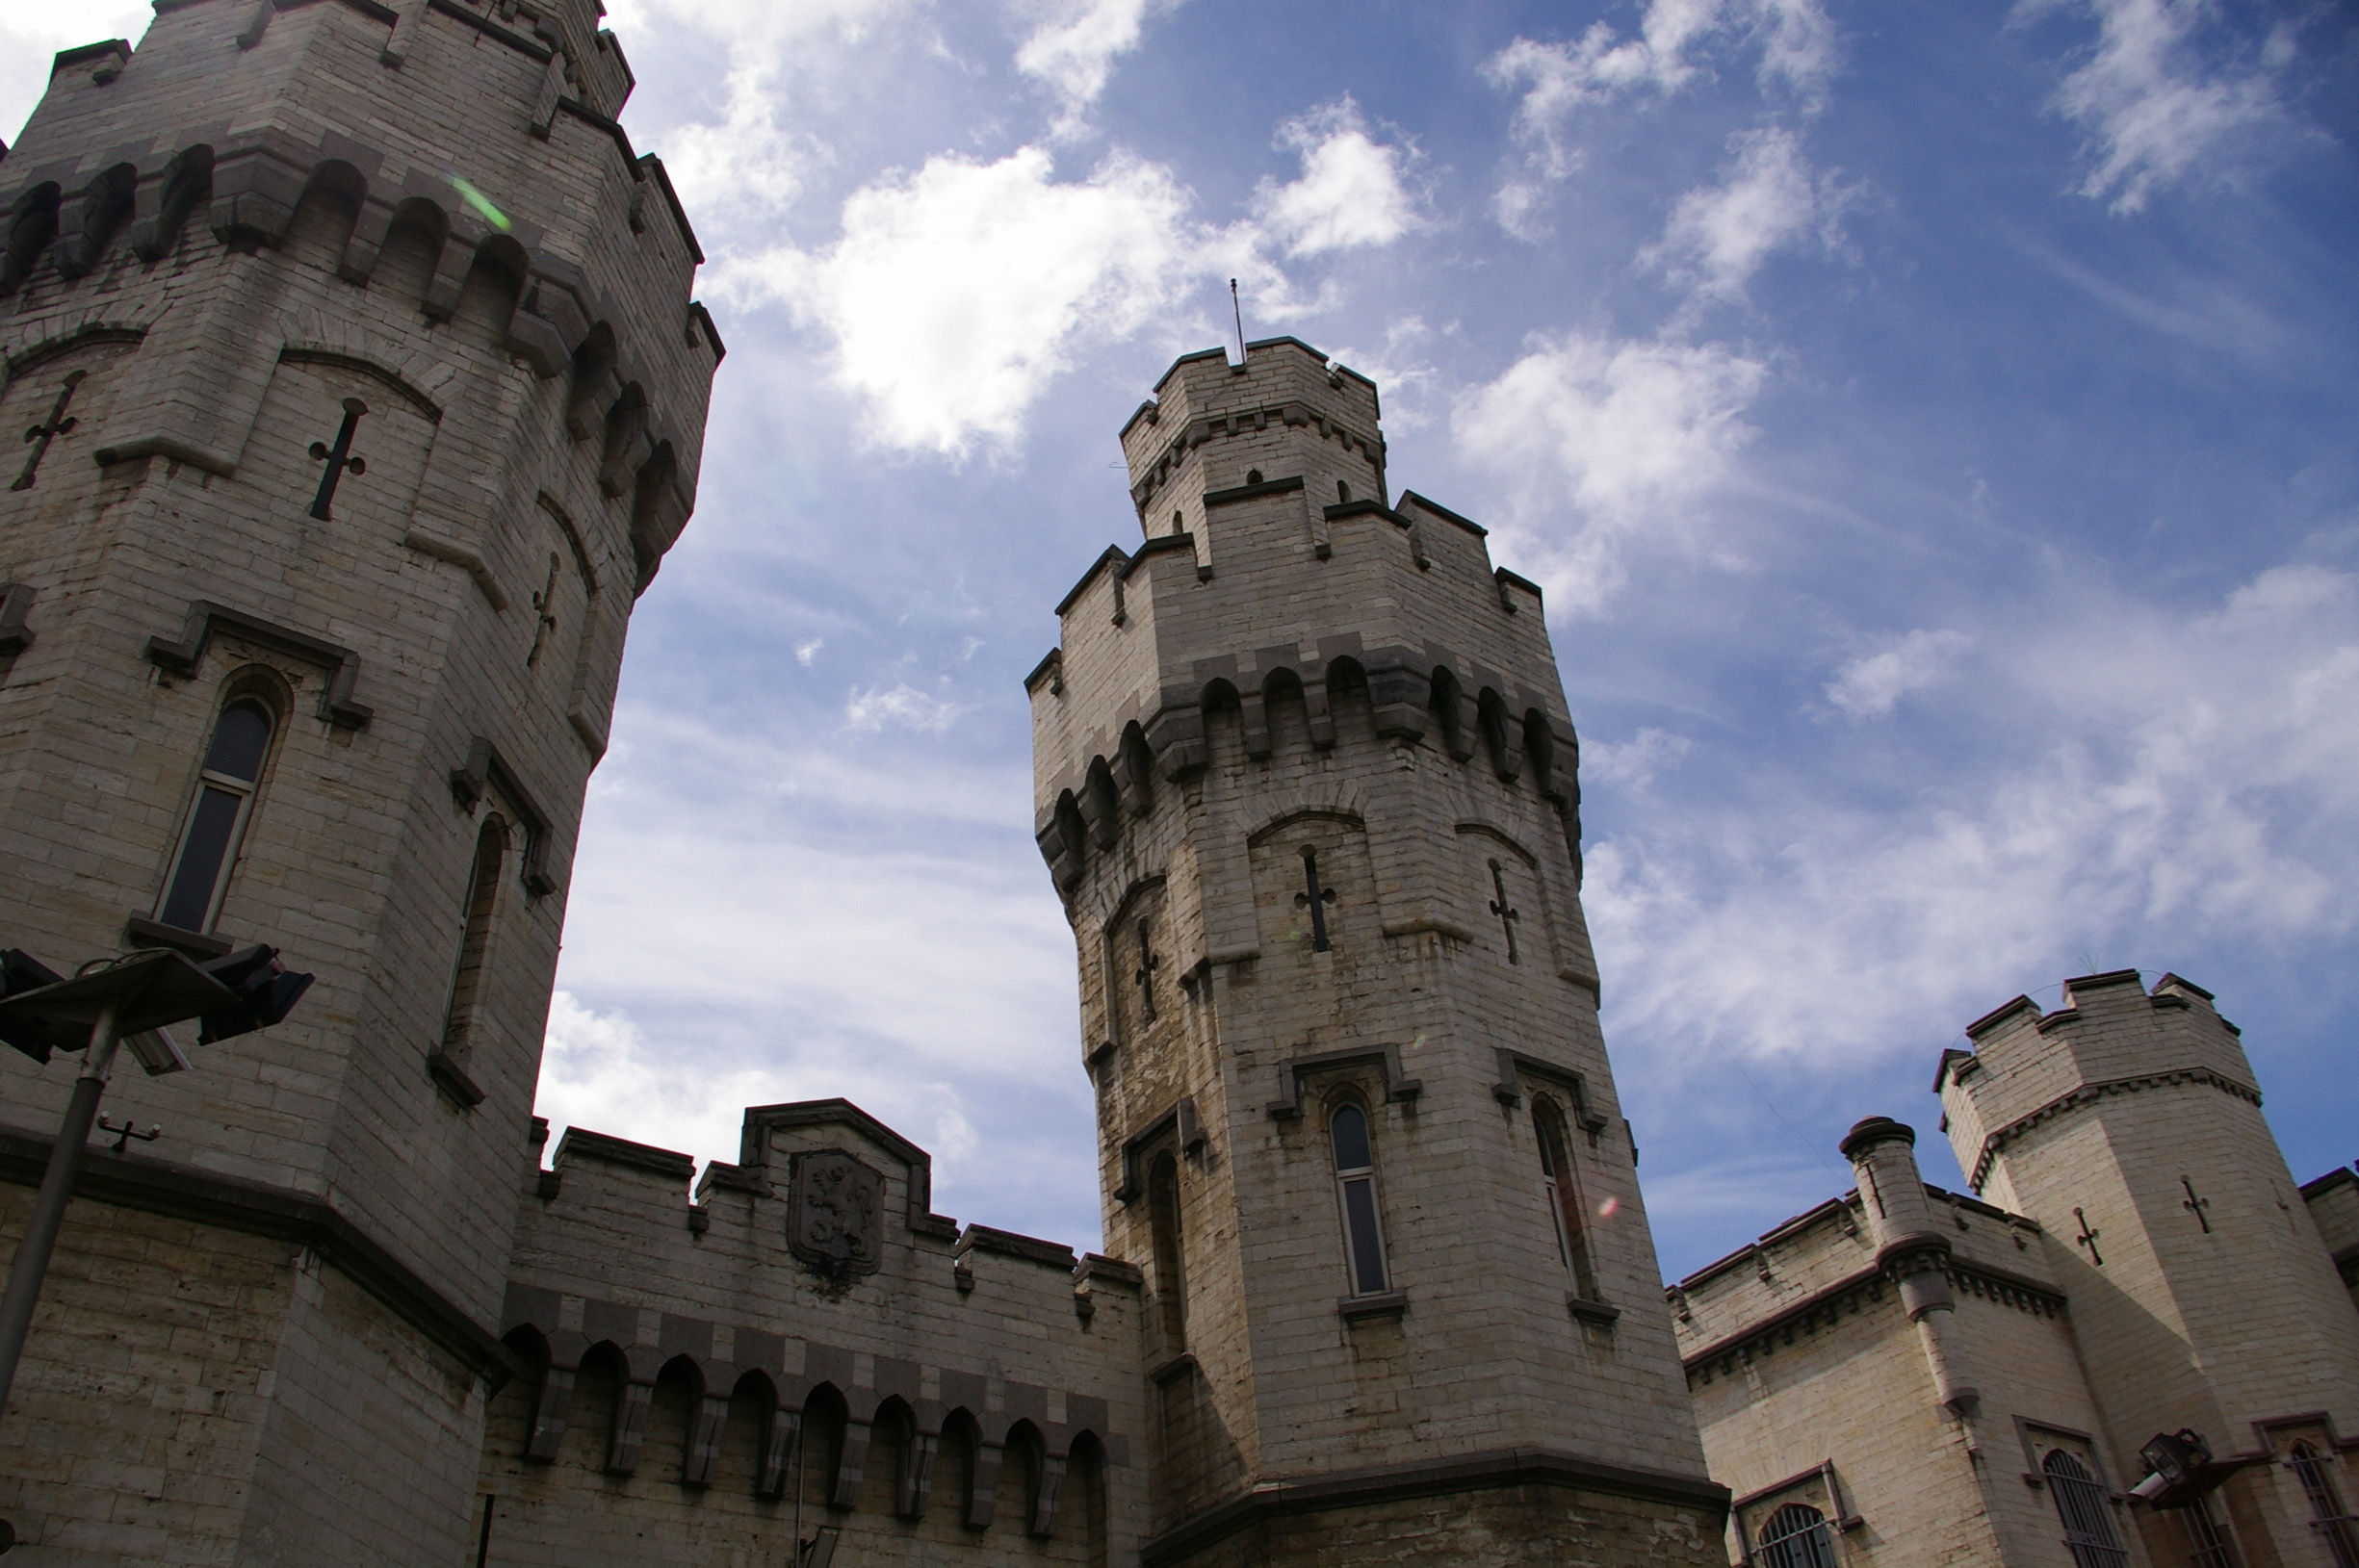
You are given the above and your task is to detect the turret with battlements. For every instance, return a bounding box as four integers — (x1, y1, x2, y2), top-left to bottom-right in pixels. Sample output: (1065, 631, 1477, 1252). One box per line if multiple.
(1028, 339, 1724, 1566)
(0, 1, 714, 1556)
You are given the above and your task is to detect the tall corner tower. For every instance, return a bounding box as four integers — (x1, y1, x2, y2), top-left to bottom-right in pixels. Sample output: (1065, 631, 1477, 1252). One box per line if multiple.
(0, 0, 714, 1558)
(1028, 338, 1724, 1565)
(1938, 970, 2359, 1563)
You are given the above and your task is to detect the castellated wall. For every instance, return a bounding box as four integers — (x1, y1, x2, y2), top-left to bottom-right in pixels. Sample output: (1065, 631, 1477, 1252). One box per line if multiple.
(480, 1101, 1148, 1567)
(1676, 1175, 2144, 1568)
(0, 0, 714, 1558)
(1028, 339, 1724, 1566)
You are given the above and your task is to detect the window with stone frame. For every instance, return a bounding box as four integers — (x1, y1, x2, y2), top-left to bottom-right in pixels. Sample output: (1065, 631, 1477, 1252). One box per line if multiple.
(2289, 1442, 2359, 1568)
(440, 814, 510, 1058)
(155, 692, 278, 934)
(1147, 1150, 1187, 1354)
(2040, 1447, 2130, 1568)
(1731, 1465, 1855, 1568)
(1532, 1094, 1602, 1300)
(1328, 1099, 1390, 1297)
(2183, 1490, 2242, 1568)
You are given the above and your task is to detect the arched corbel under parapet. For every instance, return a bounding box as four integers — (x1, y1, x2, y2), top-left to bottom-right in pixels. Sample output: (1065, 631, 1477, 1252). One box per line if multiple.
(51, 163, 138, 280)
(0, 184, 64, 296)
(131, 144, 214, 262)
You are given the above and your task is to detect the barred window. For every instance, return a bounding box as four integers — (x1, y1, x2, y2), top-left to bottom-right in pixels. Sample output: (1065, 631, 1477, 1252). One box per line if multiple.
(157, 698, 274, 932)
(1329, 1102, 1388, 1296)
(2044, 1450, 2129, 1568)
(2184, 1491, 2240, 1568)
(1756, 1503, 1836, 1568)
(2292, 1443, 2359, 1568)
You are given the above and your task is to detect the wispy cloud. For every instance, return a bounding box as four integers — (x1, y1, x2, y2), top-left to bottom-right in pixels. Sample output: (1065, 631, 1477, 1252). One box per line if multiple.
(1257, 98, 1423, 258)
(844, 681, 969, 733)
(1584, 728, 1696, 788)
(2029, 0, 2293, 214)
(1454, 332, 1767, 613)
(1015, 0, 1180, 133)
(1646, 126, 1854, 308)
(1825, 629, 1970, 718)
(1486, 0, 1838, 236)
(1594, 564, 2359, 1072)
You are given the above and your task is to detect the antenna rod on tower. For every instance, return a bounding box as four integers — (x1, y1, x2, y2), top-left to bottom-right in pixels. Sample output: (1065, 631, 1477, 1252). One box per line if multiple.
(1231, 278, 1246, 365)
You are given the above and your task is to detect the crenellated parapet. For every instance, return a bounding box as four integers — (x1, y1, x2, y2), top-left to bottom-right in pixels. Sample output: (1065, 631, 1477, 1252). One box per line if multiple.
(0, 0, 718, 591)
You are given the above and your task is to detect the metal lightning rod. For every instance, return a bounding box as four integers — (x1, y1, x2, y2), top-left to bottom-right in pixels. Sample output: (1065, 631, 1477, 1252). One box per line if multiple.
(1231, 278, 1246, 365)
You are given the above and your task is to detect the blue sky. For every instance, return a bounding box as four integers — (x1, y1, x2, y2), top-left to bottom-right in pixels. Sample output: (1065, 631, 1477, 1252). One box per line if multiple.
(9, 0, 2353, 1281)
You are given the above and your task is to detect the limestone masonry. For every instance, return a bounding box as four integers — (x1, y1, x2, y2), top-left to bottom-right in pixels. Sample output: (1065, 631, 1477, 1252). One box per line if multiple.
(0, 6, 2352, 1566)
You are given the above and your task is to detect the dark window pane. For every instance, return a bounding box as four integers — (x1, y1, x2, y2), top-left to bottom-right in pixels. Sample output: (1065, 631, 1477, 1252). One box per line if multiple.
(202, 703, 272, 783)
(1342, 1177, 1386, 1294)
(160, 786, 244, 929)
(1330, 1104, 1371, 1170)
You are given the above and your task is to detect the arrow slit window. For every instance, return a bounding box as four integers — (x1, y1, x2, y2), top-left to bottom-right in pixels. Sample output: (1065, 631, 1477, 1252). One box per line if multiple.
(157, 697, 275, 933)
(1535, 1096, 1600, 1300)
(442, 815, 509, 1056)
(1330, 1101, 1389, 1296)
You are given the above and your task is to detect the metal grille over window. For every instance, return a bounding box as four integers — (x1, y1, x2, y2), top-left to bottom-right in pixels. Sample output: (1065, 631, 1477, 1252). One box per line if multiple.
(2292, 1442, 2359, 1568)
(2184, 1492, 2241, 1568)
(1329, 1103, 1388, 1296)
(158, 699, 273, 932)
(2044, 1450, 2130, 1568)
(1756, 1503, 1837, 1568)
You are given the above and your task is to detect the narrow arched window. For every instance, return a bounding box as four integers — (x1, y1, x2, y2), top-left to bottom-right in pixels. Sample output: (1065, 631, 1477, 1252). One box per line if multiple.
(2292, 1442, 2359, 1568)
(1330, 1103, 1388, 1296)
(1534, 1099, 1601, 1300)
(156, 698, 274, 932)
(442, 816, 508, 1052)
(1757, 1503, 1836, 1568)
(2044, 1450, 2130, 1568)
(1148, 1152, 1186, 1350)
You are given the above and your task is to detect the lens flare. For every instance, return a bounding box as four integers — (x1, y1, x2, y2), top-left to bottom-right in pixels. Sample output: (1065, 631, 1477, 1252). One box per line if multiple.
(1595, 1196, 1620, 1221)
(449, 174, 512, 233)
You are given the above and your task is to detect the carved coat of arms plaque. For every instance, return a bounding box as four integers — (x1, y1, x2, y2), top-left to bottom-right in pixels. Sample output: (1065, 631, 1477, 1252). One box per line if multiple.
(788, 1149, 884, 1277)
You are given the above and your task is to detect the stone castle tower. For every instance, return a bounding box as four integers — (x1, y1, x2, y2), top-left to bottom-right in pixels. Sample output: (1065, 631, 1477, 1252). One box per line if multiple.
(1938, 971, 2359, 1563)
(1028, 339, 1725, 1563)
(0, 0, 714, 1557)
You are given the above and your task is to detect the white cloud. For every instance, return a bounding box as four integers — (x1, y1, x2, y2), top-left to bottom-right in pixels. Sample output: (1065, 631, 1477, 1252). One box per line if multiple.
(1584, 727, 1695, 787)
(1590, 564, 2359, 1071)
(1454, 332, 1767, 612)
(844, 681, 968, 733)
(728, 146, 1194, 457)
(2033, 0, 2290, 215)
(1826, 629, 1969, 718)
(1015, 0, 1176, 128)
(1486, 0, 1837, 233)
(1257, 99, 1421, 258)
(795, 637, 825, 667)
(603, 0, 920, 239)
(1646, 126, 1851, 305)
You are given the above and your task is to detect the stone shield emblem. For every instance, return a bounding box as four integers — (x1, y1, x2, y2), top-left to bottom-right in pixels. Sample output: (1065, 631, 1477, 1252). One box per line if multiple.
(788, 1149, 884, 1277)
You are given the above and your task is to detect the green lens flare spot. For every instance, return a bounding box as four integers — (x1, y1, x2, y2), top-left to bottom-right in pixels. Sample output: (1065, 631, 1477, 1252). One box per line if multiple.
(449, 175, 511, 232)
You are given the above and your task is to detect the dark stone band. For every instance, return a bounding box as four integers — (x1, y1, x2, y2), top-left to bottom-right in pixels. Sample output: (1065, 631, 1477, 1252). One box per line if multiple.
(0, 1127, 517, 1389)
(1139, 1445, 1731, 1566)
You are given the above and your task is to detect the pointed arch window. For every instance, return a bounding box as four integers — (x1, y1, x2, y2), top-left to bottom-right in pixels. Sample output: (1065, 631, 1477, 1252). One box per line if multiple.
(2292, 1442, 2359, 1568)
(442, 816, 509, 1054)
(2043, 1450, 2130, 1568)
(156, 697, 274, 932)
(1330, 1102, 1389, 1296)
(1534, 1098, 1601, 1300)
(1756, 1503, 1836, 1568)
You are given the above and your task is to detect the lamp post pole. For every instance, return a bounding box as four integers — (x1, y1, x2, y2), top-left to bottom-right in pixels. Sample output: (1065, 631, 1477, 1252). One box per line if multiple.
(0, 999, 123, 1413)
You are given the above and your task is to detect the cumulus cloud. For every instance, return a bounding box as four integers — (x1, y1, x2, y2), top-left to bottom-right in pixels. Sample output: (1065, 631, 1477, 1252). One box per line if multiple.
(1257, 98, 1422, 258)
(1486, 0, 1837, 233)
(1826, 629, 1970, 718)
(1454, 332, 1767, 612)
(727, 146, 1193, 457)
(605, 0, 920, 239)
(844, 681, 968, 733)
(1583, 728, 1696, 788)
(1015, 0, 1177, 128)
(2033, 0, 2292, 215)
(1590, 564, 2359, 1071)
(1646, 126, 1852, 306)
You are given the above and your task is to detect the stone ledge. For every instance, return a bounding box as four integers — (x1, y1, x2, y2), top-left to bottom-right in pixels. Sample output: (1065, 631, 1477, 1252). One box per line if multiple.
(1337, 1290, 1407, 1324)
(0, 1126, 517, 1389)
(1139, 1445, 1730, 1566)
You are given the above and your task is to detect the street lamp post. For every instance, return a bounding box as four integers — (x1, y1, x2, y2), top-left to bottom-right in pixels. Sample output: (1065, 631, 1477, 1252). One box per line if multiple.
(0, 945, 313, 1441)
